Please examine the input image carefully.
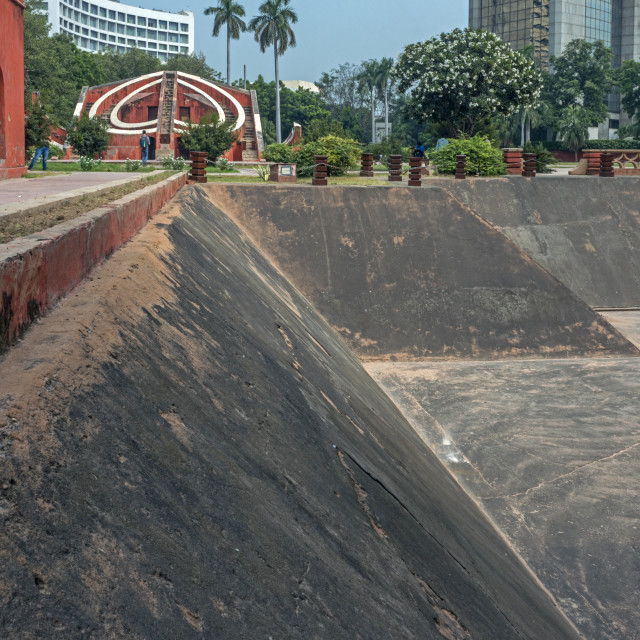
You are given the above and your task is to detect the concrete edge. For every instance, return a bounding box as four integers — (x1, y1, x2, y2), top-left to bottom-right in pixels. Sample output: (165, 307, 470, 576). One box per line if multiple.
(0, 170, 169, 222)
(0, 171, 187, 353)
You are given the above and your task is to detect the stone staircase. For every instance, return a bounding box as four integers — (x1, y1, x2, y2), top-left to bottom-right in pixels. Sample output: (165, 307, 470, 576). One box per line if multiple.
(241, 106, 258, 161)
(156, 72, 176, 159)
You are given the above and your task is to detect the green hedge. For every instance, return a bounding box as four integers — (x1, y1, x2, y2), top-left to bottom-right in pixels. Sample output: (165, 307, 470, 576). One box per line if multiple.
(540, 139, 640, 151)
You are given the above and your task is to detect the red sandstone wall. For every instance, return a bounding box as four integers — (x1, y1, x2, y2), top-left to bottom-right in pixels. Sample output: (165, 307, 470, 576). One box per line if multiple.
(0, 0, 26, 180)
(0, 172, 187, 352)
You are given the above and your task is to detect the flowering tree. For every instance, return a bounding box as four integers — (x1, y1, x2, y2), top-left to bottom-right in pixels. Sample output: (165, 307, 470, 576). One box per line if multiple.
(395, 28, 542, 137)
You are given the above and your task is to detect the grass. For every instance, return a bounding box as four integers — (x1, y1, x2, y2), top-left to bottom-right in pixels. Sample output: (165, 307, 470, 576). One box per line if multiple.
(29, 161, 157, 173)
(1, 171, 178, 244)
(206, 165, 239, 174)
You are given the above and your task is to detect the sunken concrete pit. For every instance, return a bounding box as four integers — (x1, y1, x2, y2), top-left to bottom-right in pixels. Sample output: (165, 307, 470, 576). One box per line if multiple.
(2, 178, 640, 638)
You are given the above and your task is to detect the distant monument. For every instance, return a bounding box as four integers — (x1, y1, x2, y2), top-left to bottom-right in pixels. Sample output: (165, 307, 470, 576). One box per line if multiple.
(0, 0, 27, 180)
(74, 72, 263, 162)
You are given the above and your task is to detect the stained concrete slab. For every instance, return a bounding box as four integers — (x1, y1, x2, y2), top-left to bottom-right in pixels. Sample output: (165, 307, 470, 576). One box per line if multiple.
(600, 310, 640, 348)
(208, 183, 637, 360)
(0, 186, 579, 639)
(442, 177, 640, 308)
(368, 356, 640, 640)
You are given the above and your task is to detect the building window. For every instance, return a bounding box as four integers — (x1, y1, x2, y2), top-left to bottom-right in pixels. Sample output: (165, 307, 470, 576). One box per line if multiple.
(159, 43, 167, 50)
(107, 22, 115, 32)
(89, 4, 97, 14)
(127, 39, 136, 46)
(148, 106, 158, 120)
(169, 45, 178, 52)
(180, 23, 188, 32)
(179, 34, 188, 43)
(127, 14, 135, 24)
(99, 7, 105, 17)
(169, 22, 178, 31)
(80, 36, 87, 47)
(137, 40, 146, 48)
(158, 52, 167, 62)
(158, 32, 167, 41)
(609, 118, 620, 128)
(108, 35, 115, 42)
(81, 14, 87, 24)
(81, 1, 87, 11)
(137, 16, 146, 25)
(117, 36, 125, 43)
(148, 18, 156, 27)
(148, 41, 157, 49)
(169, 33, 178, 42)
(126, 25, 135, 36)
(89, 16, 96, 26)
(147, 30, 157, 39)
(137, 28, 146, 38)
(159, 20, 167, 29)
(179, 106, 190, 120)
(108, 10, 115, 19)
(180, 46, 188, 54)
(98, 19, 105, 29)
(118, 12, 124, 21)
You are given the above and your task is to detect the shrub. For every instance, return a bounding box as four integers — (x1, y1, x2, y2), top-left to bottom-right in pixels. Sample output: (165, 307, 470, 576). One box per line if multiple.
(428, 134, 505, 176)
(179, 111, 238, 164)
(365, 135, 411, 166)
(161, 156, 186, 170)
(216, 158, 232, 171)
(125, 158, 142, 171)
(67, 114, 110, 157)
(262, 143, 295, 163)
(79, 156, 102, 171)
(522, 141, 557, 173)
(293, 135, 360, 177)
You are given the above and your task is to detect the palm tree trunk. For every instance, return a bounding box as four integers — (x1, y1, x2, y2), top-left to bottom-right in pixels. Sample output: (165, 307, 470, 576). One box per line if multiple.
(525, 118, 531, 143)
(384, 83, 389, 138)
(275, 40, 281, 143)
(520, 111, 525, 146)
(371, 86, 376, 143)
(226, 26, 231, 86)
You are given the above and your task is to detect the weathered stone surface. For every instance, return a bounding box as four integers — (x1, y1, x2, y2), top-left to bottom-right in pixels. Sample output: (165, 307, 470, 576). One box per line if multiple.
(0, 186, 579, 639)
(207, 183, 636, 360)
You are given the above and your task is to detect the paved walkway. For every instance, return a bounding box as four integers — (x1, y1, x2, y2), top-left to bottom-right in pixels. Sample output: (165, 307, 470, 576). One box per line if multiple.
(0, 171, 161, 219)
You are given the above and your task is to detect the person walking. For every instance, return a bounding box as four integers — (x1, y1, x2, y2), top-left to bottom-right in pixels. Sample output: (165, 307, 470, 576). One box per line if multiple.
(28, 143, 50, 171)
(139, 130, 150, 166)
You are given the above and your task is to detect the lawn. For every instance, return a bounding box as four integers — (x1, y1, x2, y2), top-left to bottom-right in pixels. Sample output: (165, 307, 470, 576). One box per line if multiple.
(32, 160, 157, 173)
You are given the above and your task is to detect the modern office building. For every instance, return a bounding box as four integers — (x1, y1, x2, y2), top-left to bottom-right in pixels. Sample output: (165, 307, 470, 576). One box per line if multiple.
(470, 0, 640, 136)
(43, 0, 194, 61)
(469, 0, 640, 67)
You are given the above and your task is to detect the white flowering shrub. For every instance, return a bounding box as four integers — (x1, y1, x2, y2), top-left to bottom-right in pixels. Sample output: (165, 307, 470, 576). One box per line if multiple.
(395, 28, 542, 136)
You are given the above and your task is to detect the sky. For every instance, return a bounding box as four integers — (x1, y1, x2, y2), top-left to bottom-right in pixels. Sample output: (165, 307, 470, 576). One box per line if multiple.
(136, 0, 469, 83)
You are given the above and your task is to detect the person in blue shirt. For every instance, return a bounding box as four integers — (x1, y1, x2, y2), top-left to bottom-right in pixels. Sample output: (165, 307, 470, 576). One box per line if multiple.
(412, 141, 425, 158)
(139, 130, 150, 166)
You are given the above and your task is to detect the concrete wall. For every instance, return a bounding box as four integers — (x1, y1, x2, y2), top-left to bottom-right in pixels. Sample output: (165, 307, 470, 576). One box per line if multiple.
(0, 0, 26, 180)
(0, 172, 187, 352)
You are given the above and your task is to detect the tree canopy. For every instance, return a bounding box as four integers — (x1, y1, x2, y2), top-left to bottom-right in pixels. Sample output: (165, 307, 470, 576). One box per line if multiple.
(204, 0, 247, 85)
(395, 28, 542, 137)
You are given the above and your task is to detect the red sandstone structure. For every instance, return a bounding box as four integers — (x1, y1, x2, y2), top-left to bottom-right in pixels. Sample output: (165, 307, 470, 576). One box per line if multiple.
(0, 0, 27, 180)
(73, 71, 264, 162)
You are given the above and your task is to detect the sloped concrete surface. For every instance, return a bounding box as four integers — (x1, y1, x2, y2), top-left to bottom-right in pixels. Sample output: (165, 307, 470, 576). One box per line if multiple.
(369, 354, 640, 640)
(208, 183, 636, 360)
(443, 177, 640, 308)
(0, 186, 579, 638)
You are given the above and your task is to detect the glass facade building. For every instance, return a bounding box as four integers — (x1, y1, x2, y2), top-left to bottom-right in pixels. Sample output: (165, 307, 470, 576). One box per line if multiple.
(469, 0, 640, 68)
(43, 0, 194, 61)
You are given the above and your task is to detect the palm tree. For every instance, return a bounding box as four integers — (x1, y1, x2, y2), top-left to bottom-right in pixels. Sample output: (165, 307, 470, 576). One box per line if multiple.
(249, 0, 298, 144)
(359, 60, 381, 143)
(557, 104, 591, 161)
(204, 0, 247, 86)
(376, 57, 395, 139)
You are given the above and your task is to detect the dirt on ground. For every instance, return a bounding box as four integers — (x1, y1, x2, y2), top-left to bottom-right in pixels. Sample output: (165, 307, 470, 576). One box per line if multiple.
(0, 171, 178, 244)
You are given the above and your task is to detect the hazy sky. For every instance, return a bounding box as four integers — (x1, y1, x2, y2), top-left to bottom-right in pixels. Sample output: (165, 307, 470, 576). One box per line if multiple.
(139, 0, 469, 82)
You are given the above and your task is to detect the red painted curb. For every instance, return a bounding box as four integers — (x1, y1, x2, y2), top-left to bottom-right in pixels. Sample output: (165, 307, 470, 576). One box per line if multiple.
(0, 172, 187, 352)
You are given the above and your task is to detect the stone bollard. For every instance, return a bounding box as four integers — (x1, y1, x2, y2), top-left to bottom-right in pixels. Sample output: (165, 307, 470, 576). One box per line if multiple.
(522, 153, 536, 177)
(313, 155, 328, 186)
(502, 148, 522, 175)
(600, 152, 614, 177)
(583, 150, 601, 175)
(269, 163, 297, 183)
(388, 154, 403, 182)
(408, 157, 422, 187)
(360, 153, 374, 177)
(189, 151, 208, 183)
(455, 155, 466, 179)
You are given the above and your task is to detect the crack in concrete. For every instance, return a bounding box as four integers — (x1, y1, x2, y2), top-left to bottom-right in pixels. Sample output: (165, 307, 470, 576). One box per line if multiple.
(496, 440, 640, 499)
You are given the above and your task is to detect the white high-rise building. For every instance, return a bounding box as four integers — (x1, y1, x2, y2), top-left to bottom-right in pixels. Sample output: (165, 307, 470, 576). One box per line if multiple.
(43, 0, 194, 62)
